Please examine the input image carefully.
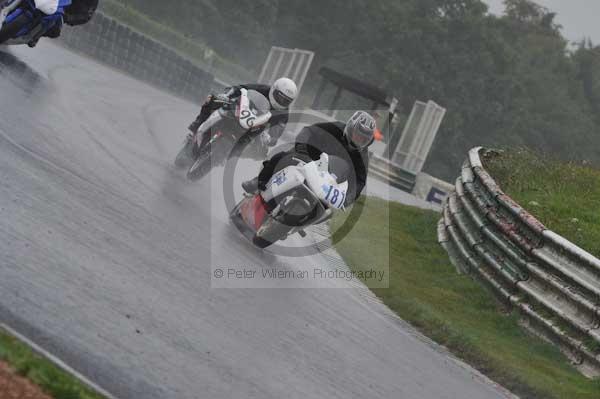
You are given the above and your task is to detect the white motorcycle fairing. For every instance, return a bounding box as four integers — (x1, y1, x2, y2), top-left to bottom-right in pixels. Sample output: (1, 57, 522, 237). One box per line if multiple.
(261, 166, 305, 203)
(237, 88, 272, 131)
(304, 156, 348, 210)
(34, 0, 59, 15)
(230, 153, 349, 248)
(262, 153, 349, 210)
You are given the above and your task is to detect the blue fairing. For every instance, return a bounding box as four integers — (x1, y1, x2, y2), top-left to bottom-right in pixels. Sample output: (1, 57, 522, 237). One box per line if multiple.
(3, 0, 72, 39)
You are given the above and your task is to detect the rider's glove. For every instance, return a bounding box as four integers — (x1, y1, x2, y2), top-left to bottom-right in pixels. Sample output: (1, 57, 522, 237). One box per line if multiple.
(213, 93, 231, 104)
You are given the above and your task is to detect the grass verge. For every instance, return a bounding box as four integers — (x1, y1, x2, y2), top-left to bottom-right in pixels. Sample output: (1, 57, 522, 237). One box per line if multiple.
(331, 197, 600, 399)
(0, 328, 105, 399)
(485, 148, 600, 257)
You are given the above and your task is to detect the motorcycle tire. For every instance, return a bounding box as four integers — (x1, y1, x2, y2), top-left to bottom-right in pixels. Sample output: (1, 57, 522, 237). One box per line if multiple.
(253, 214, 292, 249)
(174, 136, 196, 169)
(252, 235, 274, 249)
(186, 146, 212, 182)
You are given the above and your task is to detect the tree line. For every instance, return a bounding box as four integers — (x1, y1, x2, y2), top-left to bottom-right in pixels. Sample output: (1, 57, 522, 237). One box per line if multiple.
(115, 0, 600, 179)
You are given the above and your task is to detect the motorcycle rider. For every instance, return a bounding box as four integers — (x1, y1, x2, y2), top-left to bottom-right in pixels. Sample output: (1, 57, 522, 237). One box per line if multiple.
(185, 77, 297, 154)
(243, 111, 376, 207)
(27, 0, 99, 47)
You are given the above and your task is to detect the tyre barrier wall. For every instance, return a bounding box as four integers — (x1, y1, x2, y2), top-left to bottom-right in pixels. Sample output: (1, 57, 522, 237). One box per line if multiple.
(59, 12, 215, 104)
(438, 147, 600, 377)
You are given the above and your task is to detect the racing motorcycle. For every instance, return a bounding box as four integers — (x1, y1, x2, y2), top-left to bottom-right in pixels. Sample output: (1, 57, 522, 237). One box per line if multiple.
(174, 89, 272, 182)
(0, 0, 69, 46)
(230, 153, 349, 248)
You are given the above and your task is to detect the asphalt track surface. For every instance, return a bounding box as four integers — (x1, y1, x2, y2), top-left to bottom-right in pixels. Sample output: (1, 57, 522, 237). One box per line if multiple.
(0, 42, 511, 399)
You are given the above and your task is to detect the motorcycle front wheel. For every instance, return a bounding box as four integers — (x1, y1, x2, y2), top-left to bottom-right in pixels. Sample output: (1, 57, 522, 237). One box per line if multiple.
(174, 135, 196, 169)
(252, 235, 274, 249)
(254, 215, 293, 249)
(186, 146, 213, 182)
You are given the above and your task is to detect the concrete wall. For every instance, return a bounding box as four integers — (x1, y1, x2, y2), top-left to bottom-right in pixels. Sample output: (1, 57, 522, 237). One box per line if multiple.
(59, 12, 215, 104)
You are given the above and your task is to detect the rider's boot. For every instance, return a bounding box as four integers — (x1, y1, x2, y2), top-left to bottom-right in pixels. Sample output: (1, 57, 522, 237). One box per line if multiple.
(29, 17, 61, 48)
(188, 97, 218, 134)
(242, 177, 260, 194)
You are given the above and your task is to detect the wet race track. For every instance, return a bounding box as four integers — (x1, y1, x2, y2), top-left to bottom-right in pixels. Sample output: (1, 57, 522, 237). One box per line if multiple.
(0, 43, 510, 399)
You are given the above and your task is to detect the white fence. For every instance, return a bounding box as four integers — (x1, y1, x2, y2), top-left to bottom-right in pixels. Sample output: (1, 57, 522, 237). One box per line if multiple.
(391, 100, 446, 175)
(258, 46, 314, 97)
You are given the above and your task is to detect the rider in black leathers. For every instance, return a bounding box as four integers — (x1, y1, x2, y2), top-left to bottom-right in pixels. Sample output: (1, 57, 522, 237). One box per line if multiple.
(244, 111, 377, 207)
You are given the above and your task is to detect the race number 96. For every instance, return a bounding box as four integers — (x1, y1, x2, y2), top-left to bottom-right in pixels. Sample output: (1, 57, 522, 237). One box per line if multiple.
(240, 110, 255, 127)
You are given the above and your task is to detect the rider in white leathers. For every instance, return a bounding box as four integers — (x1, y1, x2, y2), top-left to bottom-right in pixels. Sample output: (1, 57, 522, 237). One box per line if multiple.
(186, 78, 298, 152)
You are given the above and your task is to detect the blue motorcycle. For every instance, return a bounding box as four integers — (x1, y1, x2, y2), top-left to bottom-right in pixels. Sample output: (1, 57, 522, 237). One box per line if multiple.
(0, 0, 71, 46)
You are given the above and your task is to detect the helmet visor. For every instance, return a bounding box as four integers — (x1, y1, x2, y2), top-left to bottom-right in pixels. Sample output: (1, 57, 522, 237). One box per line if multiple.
(273, 90, 293, 108)
(349, 125, 374, 149)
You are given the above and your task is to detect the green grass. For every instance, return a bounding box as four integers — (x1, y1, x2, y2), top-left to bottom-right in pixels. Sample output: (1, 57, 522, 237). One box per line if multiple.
(0, 329, 105, 399)
(331, 197, 600, 399)
(485, 148, 600, 257)
(99, 0, 252, 84)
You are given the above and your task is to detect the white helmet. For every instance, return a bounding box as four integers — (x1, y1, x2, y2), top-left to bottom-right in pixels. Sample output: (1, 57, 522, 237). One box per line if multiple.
(269, 77, 297, 110)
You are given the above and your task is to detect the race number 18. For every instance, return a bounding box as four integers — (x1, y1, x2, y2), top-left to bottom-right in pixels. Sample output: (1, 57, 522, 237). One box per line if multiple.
(324, 185, 345, 208)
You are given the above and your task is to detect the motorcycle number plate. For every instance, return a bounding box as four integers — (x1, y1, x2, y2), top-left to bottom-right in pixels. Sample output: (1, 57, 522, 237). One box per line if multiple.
(322, 185, 346, 209)
(271, 171, 287, 187)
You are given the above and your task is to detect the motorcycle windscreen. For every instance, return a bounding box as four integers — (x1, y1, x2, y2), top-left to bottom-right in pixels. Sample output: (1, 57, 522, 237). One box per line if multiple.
(328, 155, 351, 184)
(246, 90, 270, 114)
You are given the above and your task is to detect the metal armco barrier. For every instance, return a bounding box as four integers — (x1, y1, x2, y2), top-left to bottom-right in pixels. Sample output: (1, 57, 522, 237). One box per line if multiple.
(438, 147, 600, 377)
(368, 153, 417, 193)
(59, 12, 214, 104)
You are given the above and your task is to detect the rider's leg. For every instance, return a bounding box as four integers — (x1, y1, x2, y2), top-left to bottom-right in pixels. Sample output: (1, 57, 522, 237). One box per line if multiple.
(188, 96, 218, 133)
(195, 109, 224, 150)
(176, 107, 222, 168)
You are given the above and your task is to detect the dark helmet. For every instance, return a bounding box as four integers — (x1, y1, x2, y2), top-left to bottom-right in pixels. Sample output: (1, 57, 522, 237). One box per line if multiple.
(344, 111, 376, 150)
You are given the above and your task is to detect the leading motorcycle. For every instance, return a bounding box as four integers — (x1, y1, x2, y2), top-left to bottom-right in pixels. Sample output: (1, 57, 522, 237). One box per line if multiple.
(0, 0, 69, 46)
(174, 89, 272, 182)
(230, 153, 350, 248)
